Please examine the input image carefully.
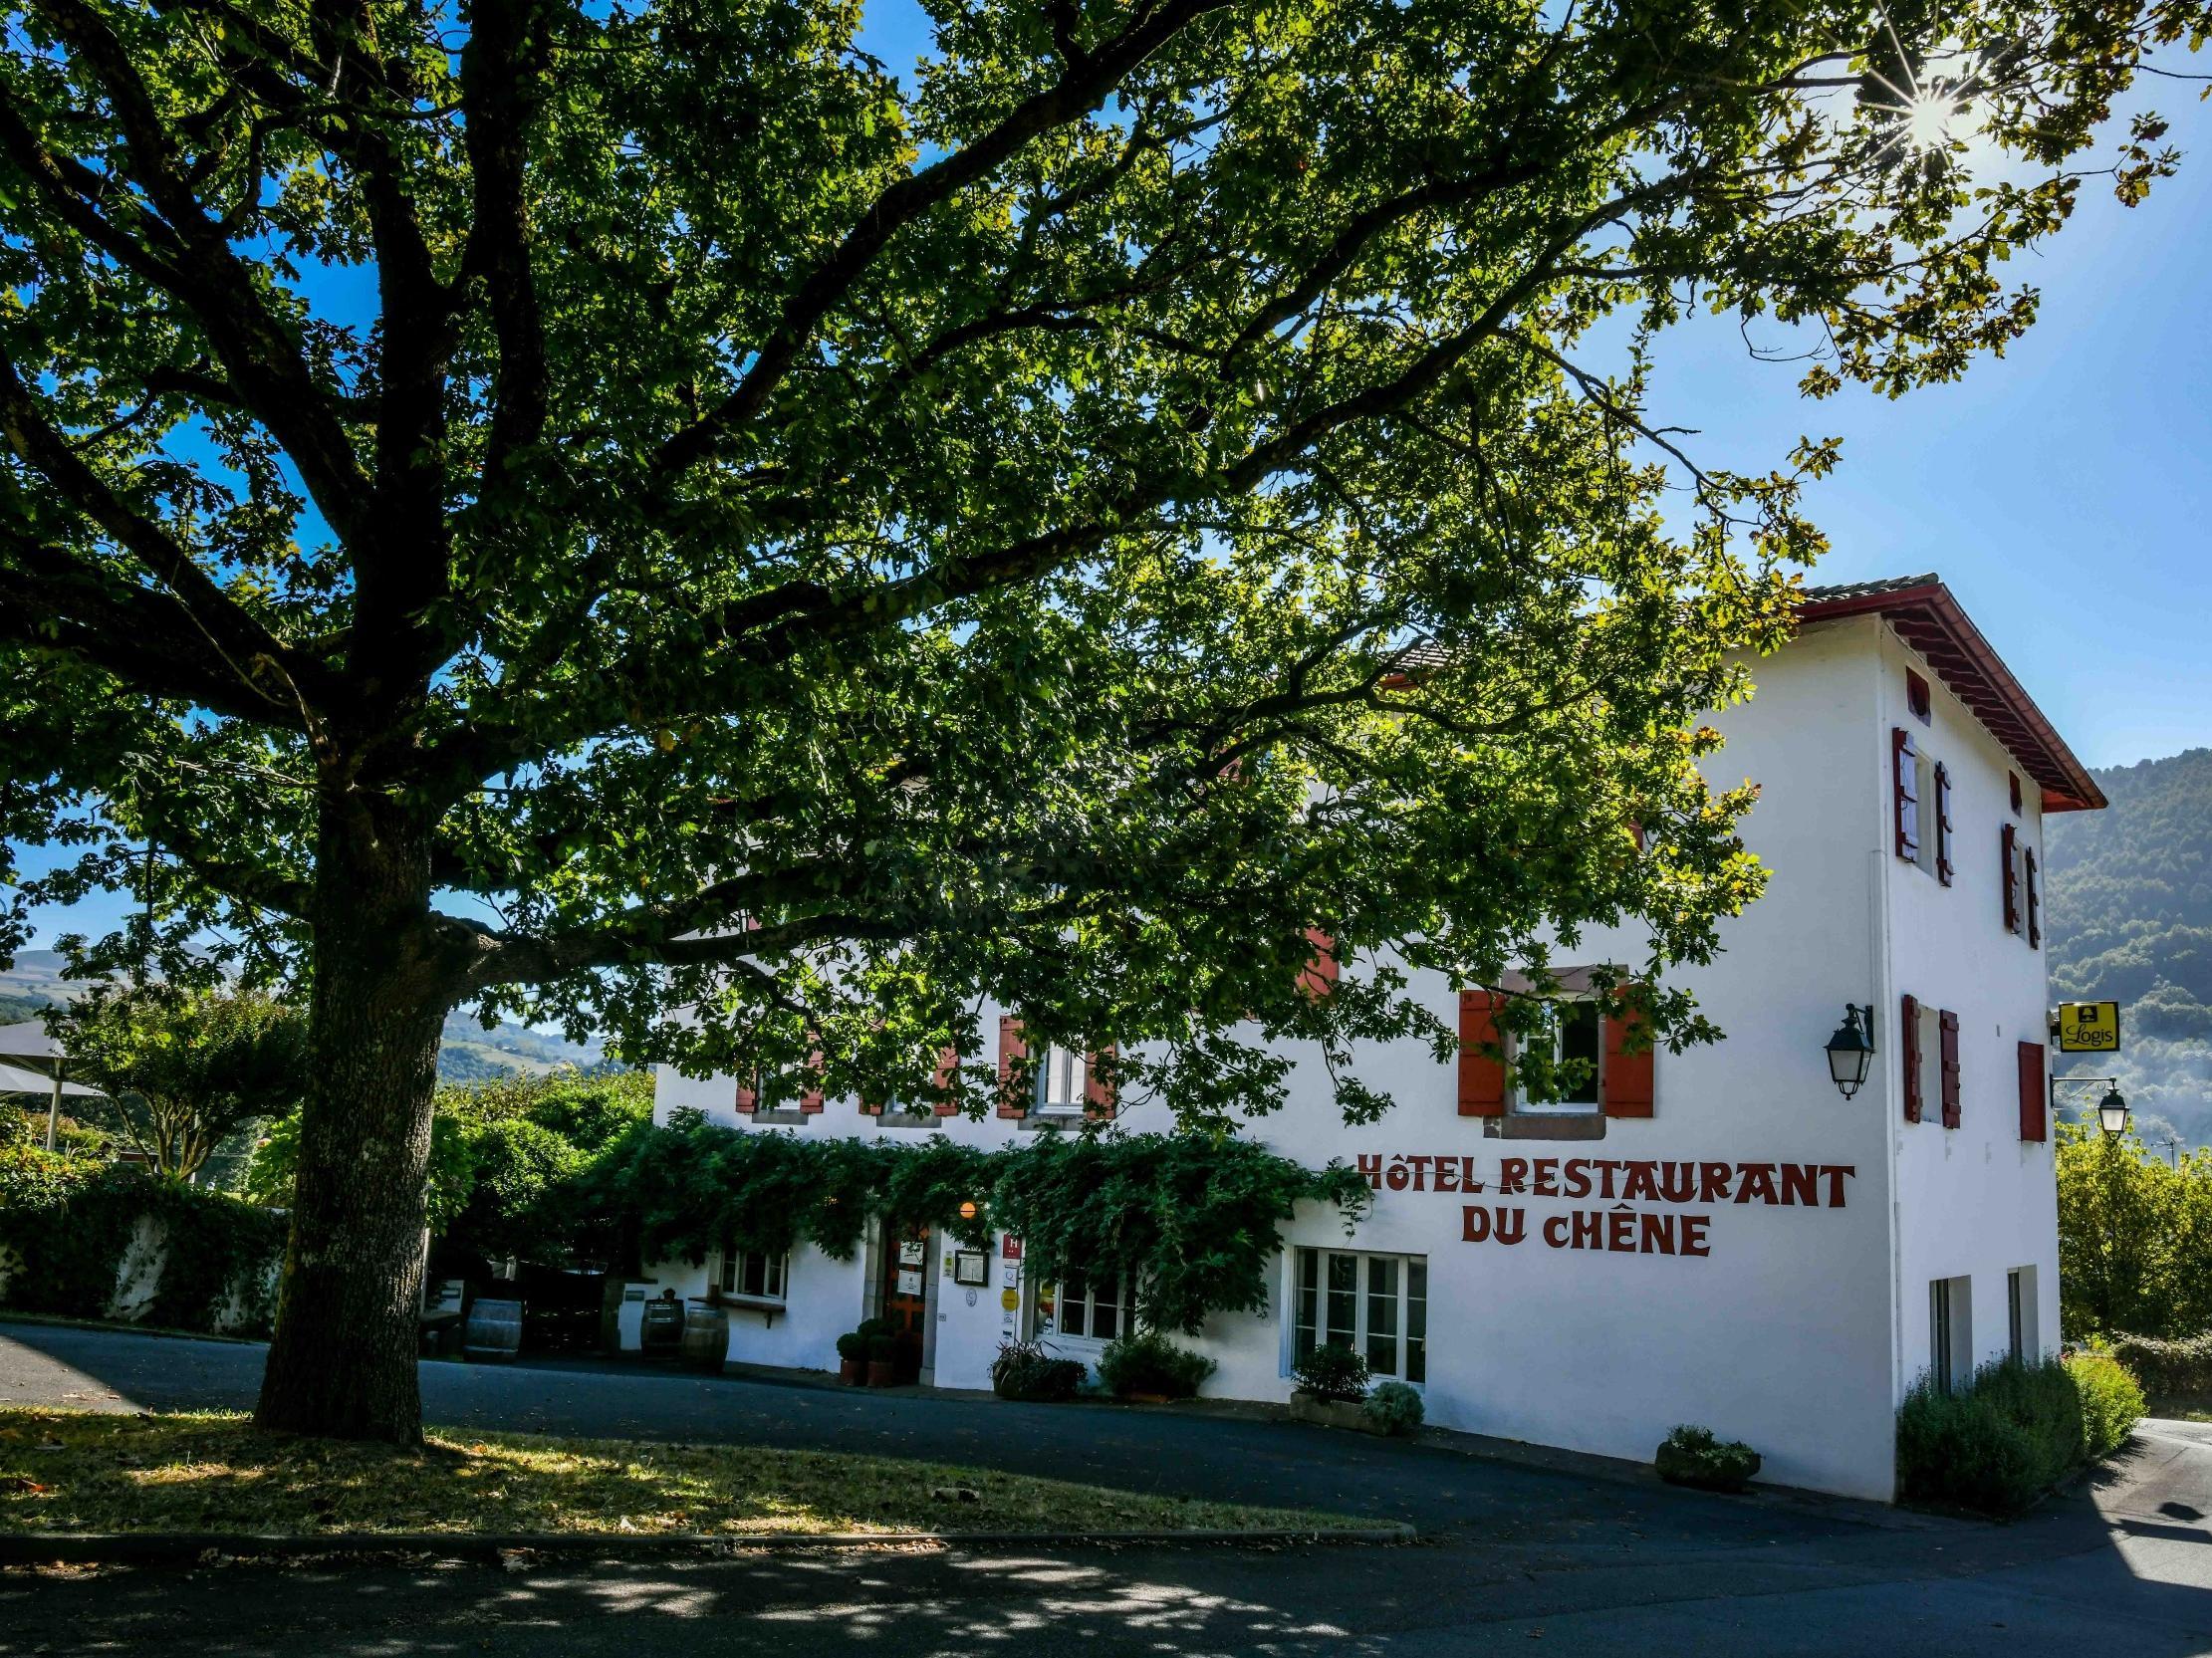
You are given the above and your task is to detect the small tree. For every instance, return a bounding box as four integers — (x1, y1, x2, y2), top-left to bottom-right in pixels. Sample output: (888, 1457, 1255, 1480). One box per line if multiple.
(55, 987, 309, 1181)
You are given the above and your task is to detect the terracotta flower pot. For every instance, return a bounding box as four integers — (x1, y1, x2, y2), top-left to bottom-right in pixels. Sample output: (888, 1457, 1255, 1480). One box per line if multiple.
(840, 1356, 865, 1385)
(866, 1358, 898, 1387)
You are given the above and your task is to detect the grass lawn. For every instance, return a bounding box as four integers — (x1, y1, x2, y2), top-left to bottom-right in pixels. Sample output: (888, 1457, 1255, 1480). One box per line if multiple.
(0, 1408, 1362, 1539)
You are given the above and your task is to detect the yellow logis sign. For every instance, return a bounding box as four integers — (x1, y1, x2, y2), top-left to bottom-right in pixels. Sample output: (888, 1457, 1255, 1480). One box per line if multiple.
(2057, 1002, 2121, 1053)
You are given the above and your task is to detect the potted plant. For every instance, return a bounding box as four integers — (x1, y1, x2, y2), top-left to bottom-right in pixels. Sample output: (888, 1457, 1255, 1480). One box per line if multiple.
(1097, 1330, 1216, 1402)
(1289, 1341, 1382, 1432)
(1654, 1425, 1762, 1493)
(991, 1339, 1086, 1401)
(835, 1330, 867, 1385)
(865, 1331, 899, 1387)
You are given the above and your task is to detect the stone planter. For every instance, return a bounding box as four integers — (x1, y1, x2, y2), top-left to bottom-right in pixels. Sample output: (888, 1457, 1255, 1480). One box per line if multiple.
(1289, 1390, 1386, 1434)
(839, 1356, 865, 1386)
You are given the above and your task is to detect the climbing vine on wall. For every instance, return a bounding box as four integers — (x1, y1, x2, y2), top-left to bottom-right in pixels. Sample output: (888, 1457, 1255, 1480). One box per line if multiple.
(599, 1112, 1367, 1331)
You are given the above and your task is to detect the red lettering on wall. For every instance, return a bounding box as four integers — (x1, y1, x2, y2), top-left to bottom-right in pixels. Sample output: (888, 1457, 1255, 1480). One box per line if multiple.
(1499, 1158, 1529, 1195)
(1463, 1205, 1491, 1243)
(1680, 1215, 1711, 1257)
(1532, 1158, 1560, 1197)
(1699, 1162, 1733, 1203)
(1821, 1165, 1856, 1207)
(1494, 1207, 1528, 1246)
(1563, 1158, 1592, 1199)
(1734, 1163, 1781, 1206)
(1620, 1160, 1660, 1203)
(1658, 1161, 1695, 1203)
(1604, 1206, 1635, 1253)
(1543, 1215, 1570, 1248)
(1355, 1154, 1382, 1191)
(1435, 1158, 1461, 1194)
(1639, 1213, 1678, 1255)
(1779, 1164, 1819, 1207)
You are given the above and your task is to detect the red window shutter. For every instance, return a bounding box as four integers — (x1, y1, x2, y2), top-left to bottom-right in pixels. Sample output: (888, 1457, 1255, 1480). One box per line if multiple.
(1457, 991, 1506, 1116)
(1297, 928, 1340, 998)
(996, 1016, 1029, 1118)
(734, 1072, 757, 1114)
(1938, 1009, 1961, 1129)
(1085, 1045, 1117, 1120)
(2025, 847, 2042, 948)
(1600, 988, 1655, 1118)
(1933, 764, 1954, 886)
(800, 1048, 826, 1113)
(1900, 993, 1921, 1123)
(2001, 824, 2020, 932)
(2017, 1041, 2047, 1142)
(1891, 728, 1919, 862)
(932, 1045, 963, 1116)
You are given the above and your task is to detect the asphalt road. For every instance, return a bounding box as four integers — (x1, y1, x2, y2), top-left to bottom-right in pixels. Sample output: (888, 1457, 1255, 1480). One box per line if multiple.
(6, 1319, 2212, 1656)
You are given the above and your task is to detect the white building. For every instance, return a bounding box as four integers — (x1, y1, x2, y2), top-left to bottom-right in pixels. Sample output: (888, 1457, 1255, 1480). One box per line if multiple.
(645, 574, 2103, 1502)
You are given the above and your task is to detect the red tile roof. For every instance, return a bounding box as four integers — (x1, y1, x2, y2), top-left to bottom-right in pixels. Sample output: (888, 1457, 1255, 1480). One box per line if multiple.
(1798, 577, 2104, 813)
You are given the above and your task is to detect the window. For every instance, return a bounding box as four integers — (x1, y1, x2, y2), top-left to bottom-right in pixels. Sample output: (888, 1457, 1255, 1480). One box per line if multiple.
(718, 1247, 787, 1303)
(1932, 762, 1954, 885)
(1294, 1248, 1426, 1383)
(2002, 824, 2022, 933)
(1906, 668, 1932, 723)
(1512, 999, 1603, 1113)
(2007, 1268, 2039, 1361)
(1892, 727, 1920, 863)
(1035, 1045, 1088, 1114)
(1930, 1277, 1970, 1393)
(1038, 1270, 1124, 1341)
(2009, 771, 2023, 816)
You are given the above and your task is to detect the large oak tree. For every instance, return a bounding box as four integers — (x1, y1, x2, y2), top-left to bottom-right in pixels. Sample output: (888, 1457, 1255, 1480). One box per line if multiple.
(1, 0, 2198, 1439)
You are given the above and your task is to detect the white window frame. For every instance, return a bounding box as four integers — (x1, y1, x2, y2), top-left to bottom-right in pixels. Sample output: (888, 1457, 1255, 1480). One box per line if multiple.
(718, 1246, 788, 1304)
(1035, 1269, 1128, 1344)
(2008, 1266, 2038, 1360)
(1930, 1275, 1971, 1393)
(1291, 1247, 1427, 1385)
(1035, 1044, 1089, 1115)
(1510, 996, 1604, 1116)
(1912, 747, 1939, 877)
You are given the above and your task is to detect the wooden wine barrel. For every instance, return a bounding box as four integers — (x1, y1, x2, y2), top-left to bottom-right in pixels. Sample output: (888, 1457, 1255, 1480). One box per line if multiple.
(461, 1297, 524, 1362)
(680, 1302, 730, 1371)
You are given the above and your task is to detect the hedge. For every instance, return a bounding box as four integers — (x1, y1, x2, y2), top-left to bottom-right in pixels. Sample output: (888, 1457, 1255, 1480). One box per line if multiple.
(1895, 1352, 2143, 1516)
(0, 1148, 286, 1334)
(2108, 1333, 2212, 1406)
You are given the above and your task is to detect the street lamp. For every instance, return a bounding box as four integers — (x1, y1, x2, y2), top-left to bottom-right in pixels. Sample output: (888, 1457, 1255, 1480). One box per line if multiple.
(2051, 1073, 2128, 1139)
(2097, 1087, 2130, 1138)
(1825, 1004, 1876, 1099)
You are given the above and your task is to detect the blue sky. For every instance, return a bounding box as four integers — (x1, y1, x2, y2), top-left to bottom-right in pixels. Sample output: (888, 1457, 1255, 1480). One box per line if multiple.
(10, 34, 2208, 954)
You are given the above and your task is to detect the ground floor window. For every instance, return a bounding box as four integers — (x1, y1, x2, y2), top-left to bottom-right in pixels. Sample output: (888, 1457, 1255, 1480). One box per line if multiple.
(1930, 1275, 1970, 1392)
(1037, 1271, 1125, 1341)
(1294, 1248, 1425, 1383)
(2008, 1266, 2038, 1360)
(719, 1247, 788, 1303)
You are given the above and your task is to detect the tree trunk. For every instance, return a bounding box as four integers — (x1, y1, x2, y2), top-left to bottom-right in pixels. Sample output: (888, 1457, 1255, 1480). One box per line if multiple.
(254, 795, 452, 1442)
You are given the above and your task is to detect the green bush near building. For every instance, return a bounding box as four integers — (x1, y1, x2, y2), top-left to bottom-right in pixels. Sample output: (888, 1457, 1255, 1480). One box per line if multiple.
(2106, 1332, 2212, 1409)
(1097, 1330, 1216, 1399)
(1895, 1352, 2144, 1516)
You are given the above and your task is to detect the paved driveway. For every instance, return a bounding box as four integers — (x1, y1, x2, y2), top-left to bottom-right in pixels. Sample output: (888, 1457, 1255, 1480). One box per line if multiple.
(6, 1319, 2212, 1656)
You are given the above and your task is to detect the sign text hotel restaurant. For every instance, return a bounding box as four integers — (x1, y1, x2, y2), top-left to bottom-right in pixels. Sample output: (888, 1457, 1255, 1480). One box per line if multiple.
(1354, 1153, 1855, 1258)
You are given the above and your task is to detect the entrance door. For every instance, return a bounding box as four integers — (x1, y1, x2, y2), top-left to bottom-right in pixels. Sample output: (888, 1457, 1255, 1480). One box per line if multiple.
(879, 1222, 930, 1383)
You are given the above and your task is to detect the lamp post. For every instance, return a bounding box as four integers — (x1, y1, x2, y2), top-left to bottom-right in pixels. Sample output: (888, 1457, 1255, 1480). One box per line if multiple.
(2050, 1073, 2129, 1139)
(1825, 1004, 1875, 1099)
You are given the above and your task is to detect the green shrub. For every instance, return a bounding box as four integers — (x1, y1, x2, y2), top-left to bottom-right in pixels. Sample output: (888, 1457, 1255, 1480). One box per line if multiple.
(2108, 1332, 2212, 1405)
(835, 1330, 867, 1362)
(1097, 1330, 1216, 1399)
(1895, 1356, 2087, 1516)
(1291, 1341, 1369, 1403)
(1362, 1380, 1424, 1435)
(990, 1339, 1087, 1401)
(866, 1333, 897, 1362)
(2069, 1350, 2146, 1457)
(1654, 1425, 1762, 1493)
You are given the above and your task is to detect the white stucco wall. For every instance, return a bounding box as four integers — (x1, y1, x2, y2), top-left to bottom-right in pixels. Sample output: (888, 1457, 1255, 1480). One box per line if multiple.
(644, 610, 2072, 1504)
(1872, 625, 2064, 1398)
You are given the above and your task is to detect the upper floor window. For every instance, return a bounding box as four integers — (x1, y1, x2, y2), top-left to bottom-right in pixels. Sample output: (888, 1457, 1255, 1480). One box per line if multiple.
(1513, 998, 1603, 1114)
(1036, 1045, 1089, 1114)
(2009, 771, 2023, 816)
(1906, 668, 1932, 723)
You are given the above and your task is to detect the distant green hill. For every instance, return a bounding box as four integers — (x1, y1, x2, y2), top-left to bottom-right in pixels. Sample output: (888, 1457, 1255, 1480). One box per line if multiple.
(2046, 748, 2212, 1148)
(0, 950, 608, 1087)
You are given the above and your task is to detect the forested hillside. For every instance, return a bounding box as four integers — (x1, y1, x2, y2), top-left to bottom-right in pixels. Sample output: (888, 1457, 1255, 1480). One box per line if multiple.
(2046, 749, 2212, 1148)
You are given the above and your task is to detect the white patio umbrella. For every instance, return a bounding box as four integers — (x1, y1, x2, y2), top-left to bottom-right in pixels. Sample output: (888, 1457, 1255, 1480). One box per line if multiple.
(0, 1019, 91, 1151)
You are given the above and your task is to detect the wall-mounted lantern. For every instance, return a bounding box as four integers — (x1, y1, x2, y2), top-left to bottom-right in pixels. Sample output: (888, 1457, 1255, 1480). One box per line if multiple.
(2051, 1073, 2129, 1139)
(1825, 1004, 1876, 1099)
(958, 1200, 979, 1221)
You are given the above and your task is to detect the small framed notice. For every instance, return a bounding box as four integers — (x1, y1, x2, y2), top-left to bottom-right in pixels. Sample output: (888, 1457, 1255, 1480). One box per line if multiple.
(952, 1251, 988, 1287)
(896, 1268, 923, 1296)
